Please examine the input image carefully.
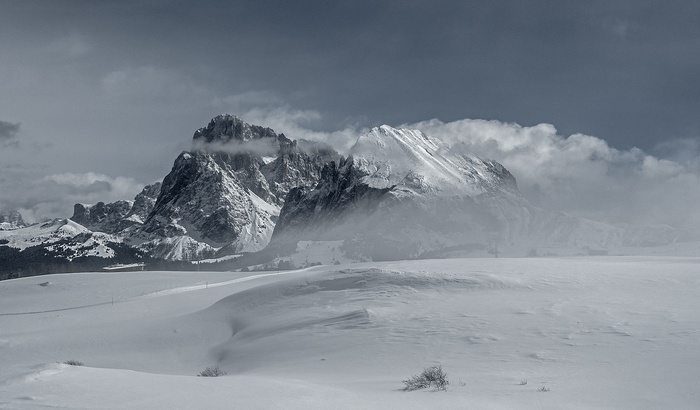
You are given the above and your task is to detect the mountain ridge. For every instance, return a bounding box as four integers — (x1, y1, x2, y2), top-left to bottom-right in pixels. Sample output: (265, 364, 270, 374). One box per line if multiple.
(0, 115, 685, 277)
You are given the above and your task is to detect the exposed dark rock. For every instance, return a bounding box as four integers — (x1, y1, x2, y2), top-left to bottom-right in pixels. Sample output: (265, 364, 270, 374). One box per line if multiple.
(70, 183, 161, 234)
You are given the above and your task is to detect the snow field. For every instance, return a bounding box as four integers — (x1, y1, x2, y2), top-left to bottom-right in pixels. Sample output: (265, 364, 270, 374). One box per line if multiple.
(1, 257, 699, 409)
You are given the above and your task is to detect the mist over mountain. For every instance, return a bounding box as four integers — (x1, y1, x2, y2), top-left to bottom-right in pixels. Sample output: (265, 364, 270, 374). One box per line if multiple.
(0, 211, 26, 231)
(272, 125, 682, 261)
(0, 115, 690, 278)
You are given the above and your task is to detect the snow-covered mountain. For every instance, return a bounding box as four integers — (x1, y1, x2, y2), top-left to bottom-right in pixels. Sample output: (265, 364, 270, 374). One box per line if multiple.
(272, 125, 681, 260)
(136, 115, 340, 260)
(0, 116, 684, 277)
(0, 218, 149, 279)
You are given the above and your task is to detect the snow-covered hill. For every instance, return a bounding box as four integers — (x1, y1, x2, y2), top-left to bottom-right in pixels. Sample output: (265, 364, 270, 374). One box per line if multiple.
(1, 257, 699, 409)
(0, 218, 91, 251)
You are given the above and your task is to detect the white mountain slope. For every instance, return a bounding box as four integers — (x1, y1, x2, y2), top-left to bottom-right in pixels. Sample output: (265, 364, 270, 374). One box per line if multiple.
(1, 257, 699, 409)
(0, 219, 90, 250)
(351, 125, 517, 197)
(0, 219, 138, 268)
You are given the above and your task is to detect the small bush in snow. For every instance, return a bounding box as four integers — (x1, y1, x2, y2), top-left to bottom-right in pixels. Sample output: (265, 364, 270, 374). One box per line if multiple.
(402, 365, 449, 391)
(538, 386, 550, 392)
(198, 366, 226, 377)
(63, 360, 83, 366)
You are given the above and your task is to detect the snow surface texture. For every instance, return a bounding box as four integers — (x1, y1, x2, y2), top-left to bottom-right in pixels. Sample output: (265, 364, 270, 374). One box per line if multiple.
(1, 257, 699, 409)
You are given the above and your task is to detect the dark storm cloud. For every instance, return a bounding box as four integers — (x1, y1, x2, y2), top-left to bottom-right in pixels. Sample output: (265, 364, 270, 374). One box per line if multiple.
(0, 121, 20, 147)
(1, 0, 700, 225)
(5, 0, 699, 150)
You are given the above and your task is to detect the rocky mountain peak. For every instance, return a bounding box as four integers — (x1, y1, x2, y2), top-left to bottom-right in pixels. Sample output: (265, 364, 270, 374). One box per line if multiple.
(135, 115, 341, 260)
(70, 182, 161, 234)
(192, 114, 278, 144)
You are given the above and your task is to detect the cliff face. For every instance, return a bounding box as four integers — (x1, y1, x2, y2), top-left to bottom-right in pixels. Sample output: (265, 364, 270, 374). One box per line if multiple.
(70, 183, 162, 234)
(138, 115, 340, 260)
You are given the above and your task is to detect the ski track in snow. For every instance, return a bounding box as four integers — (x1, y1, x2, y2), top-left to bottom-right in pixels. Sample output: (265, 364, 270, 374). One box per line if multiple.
(0, 268, 313, 316)
(138, 268, 310, 298)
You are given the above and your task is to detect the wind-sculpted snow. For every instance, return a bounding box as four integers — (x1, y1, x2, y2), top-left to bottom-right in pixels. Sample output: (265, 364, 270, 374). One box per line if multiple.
(2, 258, 699, 409)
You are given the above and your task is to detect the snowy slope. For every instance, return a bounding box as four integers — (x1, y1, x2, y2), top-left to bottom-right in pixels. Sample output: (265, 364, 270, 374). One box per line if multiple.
(0, 219, 90, 250)
(0, 219, 145, 271)
(351, 125, 517, 196)
(1, 257, 699, 409)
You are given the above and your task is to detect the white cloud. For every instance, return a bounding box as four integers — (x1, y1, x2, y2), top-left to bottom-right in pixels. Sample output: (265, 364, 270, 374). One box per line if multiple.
(44, 172, 141, 199)
(0, 171, 145, 223)
(237, 106, 364, 154)
(408, 118, 700, 229)
(193, 138, 280, 157)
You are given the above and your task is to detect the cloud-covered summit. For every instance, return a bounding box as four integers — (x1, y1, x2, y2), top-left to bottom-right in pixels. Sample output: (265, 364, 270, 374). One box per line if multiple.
(409, 118, 700, 230)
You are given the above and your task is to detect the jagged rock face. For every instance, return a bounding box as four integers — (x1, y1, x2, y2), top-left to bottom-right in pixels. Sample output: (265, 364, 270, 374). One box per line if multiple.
(273, 158, 392, 237)
(193, 114, 277, 143)
(142, 151, 278, 250)
(72, 201, 133, 232)
(193, 114, 338, 206)
(139, 115, 340, 259)
(0, 211, 26, 230)
(70, 183, 161, 234)
(129, 183, 162, 224)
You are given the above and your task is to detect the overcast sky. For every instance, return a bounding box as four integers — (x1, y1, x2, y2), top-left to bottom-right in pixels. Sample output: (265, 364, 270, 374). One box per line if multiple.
(1, 0, 699, 227)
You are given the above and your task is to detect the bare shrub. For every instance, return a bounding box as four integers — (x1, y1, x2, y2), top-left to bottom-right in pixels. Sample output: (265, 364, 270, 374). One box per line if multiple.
(63, 360, 83, 366)
(402, 365, 449, 391)
(198, 366, 227, 377)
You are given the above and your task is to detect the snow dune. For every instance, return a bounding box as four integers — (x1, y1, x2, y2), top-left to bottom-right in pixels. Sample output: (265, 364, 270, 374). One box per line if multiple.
(1, 257, 699, 409)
